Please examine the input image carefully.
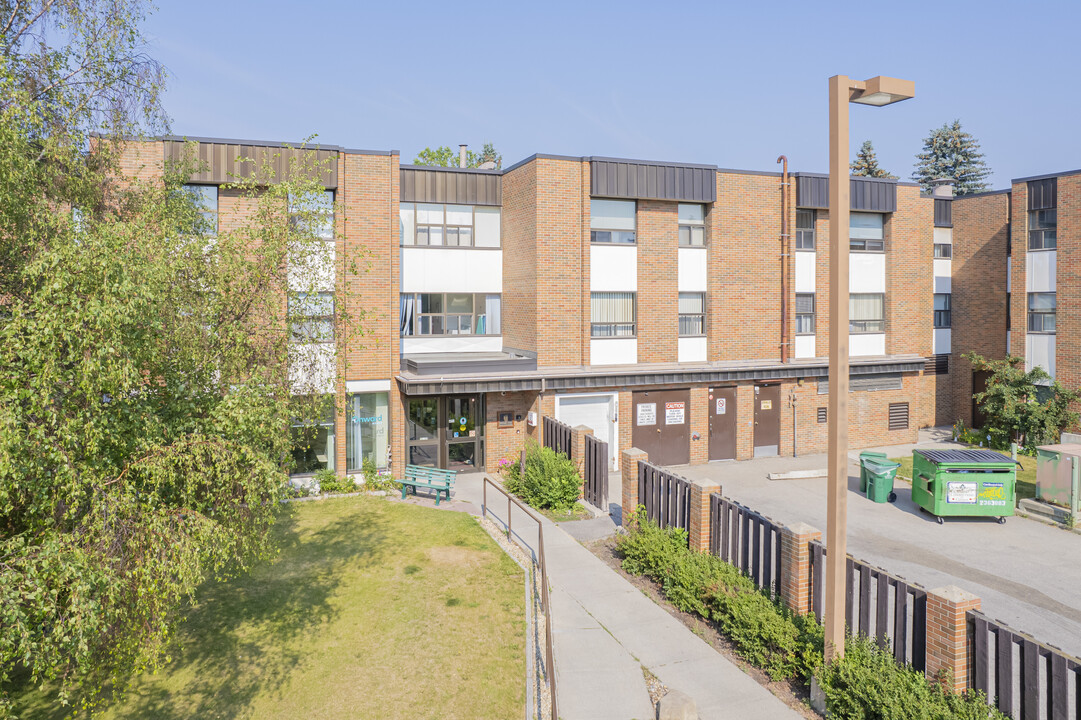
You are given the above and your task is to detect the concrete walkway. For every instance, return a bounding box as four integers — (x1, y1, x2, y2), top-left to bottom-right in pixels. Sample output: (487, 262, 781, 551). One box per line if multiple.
(453, 473, 803, 720)
(673, 427, 1081, 660)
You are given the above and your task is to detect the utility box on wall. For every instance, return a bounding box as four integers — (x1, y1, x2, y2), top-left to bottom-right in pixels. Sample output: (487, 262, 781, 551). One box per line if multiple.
(1035, 444, 1081, 507)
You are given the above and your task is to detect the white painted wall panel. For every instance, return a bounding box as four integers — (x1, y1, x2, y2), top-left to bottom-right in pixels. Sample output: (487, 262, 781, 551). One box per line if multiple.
(933, 260, 952, 292)
(400, 248, 503, 293)
(677, 248, 707, 291)
(794, 335, 816, 359)
(1026, 251, 1056, 293)
(289, 343, 335, 395)
(934, 227, 953, 244)
(677, 336, 707, 363)
(401, 336, 503, 355)
(795, 252, 816, 293)
(850, 253, 886, 293)
(591, 245, 638, 291)
(933, 328, 952, 355)
(590, 338, 637, 365)
(345, 379, 392, 393)
(849, 333, 885, 356)
(1026, 334, 1056, 378)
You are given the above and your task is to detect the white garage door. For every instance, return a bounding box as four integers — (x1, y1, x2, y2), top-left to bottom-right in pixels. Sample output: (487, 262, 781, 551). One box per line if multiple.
(556, 393, 618, 470)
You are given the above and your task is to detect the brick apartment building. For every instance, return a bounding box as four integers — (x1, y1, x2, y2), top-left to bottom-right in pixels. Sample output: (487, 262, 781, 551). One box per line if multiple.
(119, 136, 979, 478)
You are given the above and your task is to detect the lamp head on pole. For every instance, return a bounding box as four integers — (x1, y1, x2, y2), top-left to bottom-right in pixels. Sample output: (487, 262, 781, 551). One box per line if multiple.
(849, 76, 915, 107)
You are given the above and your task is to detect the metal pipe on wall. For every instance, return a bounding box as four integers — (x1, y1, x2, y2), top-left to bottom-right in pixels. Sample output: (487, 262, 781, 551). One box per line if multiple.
(777, 156, 790, 363)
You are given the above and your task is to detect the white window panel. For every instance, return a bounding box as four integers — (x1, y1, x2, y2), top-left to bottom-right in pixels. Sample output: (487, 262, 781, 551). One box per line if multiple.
(591, 199, 636, 230)
(794, 335, 816, 359)
(850, 253, 885, 293)
(795, 251, 816, 293)
(1025, 250, 1056, 293)
(474, 206, 501, 247)
(1026, 334, 1056, 378)
(417, 203, 444, 224)
(400, 248, 503, 293)
(590, 245, 637, 291)
(400, 203, 415, 245)
(590, 338, 637, 365)
(849, 333, 885, 356)
(933, 227, 953, 244)
(445, 204, 472, 225)
(677, 336, 707, 363)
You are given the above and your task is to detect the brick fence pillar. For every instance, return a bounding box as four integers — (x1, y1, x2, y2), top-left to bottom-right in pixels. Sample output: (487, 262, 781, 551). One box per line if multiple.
(621, 448, 648, 525)
(570, 425, 593, 482)
(925, 585, 981, 692)
(688, 479, 720, 552)
(779, 522, 822, 615)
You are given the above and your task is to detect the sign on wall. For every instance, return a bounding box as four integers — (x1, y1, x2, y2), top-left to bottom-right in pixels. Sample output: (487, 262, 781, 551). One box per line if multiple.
(665, 401, 686, 425)
(716, 398, 726, 415)
(637, 403, 657, 426)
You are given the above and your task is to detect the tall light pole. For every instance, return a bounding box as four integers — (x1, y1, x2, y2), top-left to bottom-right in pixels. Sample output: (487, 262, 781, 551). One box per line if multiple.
(825, 75, 914, 662)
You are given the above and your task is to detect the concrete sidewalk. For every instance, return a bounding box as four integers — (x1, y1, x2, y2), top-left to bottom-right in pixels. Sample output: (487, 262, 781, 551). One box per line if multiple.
(673, 428, 1081, 660)
(453, 473, 803, 720)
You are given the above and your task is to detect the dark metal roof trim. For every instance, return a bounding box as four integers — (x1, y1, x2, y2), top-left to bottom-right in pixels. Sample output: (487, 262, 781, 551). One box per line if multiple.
(395, 358, 925, 396)
(160, 134, 343, 152)
(400, 355, 537, 375)
(952, 189, 1011, 200)
(591, 159, 717, 203)
(1012, 168, 1081, 184)
(501, 153, 585, 174)
(400, 167, 502, 206)
(795, 174, 897, 211)
(587, 155, 718, 171)
(716, 167, 784, 178)
(398, 163, 502, 175)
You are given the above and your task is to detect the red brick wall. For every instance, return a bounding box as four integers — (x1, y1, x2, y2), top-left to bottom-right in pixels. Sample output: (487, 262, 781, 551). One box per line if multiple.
(1056, 175, 1081, 402)
(637, 199, 679, 363)
(501, 160, 538, 355)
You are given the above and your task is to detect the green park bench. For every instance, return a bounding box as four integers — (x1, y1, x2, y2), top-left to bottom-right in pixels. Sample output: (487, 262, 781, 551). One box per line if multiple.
(400, 464, 456, 505)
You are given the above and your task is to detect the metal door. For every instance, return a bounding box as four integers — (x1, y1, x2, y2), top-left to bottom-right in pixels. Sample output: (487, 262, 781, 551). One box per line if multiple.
(972, 370, 991, 430)
(632, 389, 690, 466)
(753, 384, 780, 457)
(708, 387, 738, 460)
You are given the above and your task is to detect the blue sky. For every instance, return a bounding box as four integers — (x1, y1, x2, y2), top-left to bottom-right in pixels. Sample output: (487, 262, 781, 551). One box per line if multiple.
(144, 0, 1081, 189)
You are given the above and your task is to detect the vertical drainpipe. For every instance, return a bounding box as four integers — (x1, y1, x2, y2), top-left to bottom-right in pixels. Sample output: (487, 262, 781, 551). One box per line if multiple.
(778, 156, 790, 364)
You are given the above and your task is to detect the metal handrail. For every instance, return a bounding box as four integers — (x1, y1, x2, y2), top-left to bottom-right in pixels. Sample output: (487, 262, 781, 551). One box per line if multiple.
(482, 476, 557, 720)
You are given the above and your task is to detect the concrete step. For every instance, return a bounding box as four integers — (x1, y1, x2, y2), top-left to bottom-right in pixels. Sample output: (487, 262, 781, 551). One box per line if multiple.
(1019, 497, 1073, 524)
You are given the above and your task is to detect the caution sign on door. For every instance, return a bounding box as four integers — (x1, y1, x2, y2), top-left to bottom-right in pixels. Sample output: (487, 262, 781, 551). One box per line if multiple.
(665, 401, 686, 425)
(716, 398, 726, 415)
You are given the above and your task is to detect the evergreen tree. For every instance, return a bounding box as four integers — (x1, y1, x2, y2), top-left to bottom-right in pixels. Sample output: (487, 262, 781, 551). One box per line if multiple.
(850, 140, 895, 178)
(912, 120, 992, 195)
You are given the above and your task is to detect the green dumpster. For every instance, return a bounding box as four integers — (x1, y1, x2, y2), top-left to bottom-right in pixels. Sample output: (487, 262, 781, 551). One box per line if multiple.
(911, 449, 1016, 524)
(859, 451, 888, 493)
(864, 451, 899, 501)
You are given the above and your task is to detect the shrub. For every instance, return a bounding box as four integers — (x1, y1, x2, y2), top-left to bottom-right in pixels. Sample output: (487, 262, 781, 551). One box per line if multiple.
(504, 442, 581, 510)
(361, 457, 400, 492)
(314, 468, 354, 494)
(817, 635, 1007, 720)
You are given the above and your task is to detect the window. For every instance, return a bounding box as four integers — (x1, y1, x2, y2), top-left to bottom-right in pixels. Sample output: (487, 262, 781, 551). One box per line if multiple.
(289, 292, 334, 343)
(398, 203, 500, 248)
(850, 213, 884, 252)
(678, 292, 705, 336)
(1028, 292, 1056, 333)
(290, 396, 335, 475)
(796, 209, 815, 250)
(678, 204, 705, 247)
(590, 199, 636, 244)
(399, 293, 501, 336)
(1029, 208, 1057, 250)
(346, 392, 389, 471)
(934, 294, 952, 328)
(850, 293, 885, 333)
(934, 243, 952, 258)
(591, 291, 636, 337)
(183, 184, 218, 236)
(795, 293, 815, 334)
(289, 189, 334, 239)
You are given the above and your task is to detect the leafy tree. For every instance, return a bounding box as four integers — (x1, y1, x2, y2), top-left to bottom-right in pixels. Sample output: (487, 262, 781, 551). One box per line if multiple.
(912, 120, 992, 195)
(965, 353, 1080, 452)
(0, 2, 366, 714)
(850, 140, 895, 178)
(413, 142, 502, 169)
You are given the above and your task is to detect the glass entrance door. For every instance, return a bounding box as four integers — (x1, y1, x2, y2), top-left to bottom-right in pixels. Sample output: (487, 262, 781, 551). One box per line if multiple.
(406, 395, 484, 470)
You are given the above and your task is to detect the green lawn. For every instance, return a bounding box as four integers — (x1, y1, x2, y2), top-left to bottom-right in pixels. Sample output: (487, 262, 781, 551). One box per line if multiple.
(889, 454, 1037, 502)
(15, 496, 525, 720)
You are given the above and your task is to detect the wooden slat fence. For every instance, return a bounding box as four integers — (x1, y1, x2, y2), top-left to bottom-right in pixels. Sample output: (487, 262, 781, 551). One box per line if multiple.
(809, 540, 928, 671)
(708, 493, 782, 597)
(542, 416, 572, 457)
(583, 434, 608, 510)
(637, 462, 691, 533)
(969, 611, 1081, 720)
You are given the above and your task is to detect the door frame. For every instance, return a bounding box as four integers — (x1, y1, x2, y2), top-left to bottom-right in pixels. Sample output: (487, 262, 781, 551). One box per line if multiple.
(406, 394, 485, 470)
(753, 383, 781, 457)
(707, 386, 738, 461)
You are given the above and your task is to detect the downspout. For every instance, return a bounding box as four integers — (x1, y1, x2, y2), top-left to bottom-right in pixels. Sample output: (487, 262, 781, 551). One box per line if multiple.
(777, 155, 790, 363)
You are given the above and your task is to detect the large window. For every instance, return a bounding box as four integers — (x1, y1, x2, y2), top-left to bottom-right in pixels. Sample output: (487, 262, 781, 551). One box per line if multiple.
(796, 209, 815, 250)
(346, 392, 389, 471)
(183, 184, 218, 236)
(291, 396, 335, 475)
(678, 204, 705, 247)
(934, 293, 952, 328)
(1028, 292, 1056, 333)
(590, 199, 636, 244)
(289, 189, 334, 239)
(795, 293, 815, 334)
(850, 293, 885, 333)
(400, 293, 501, 336)
(399, 203, 501, 248)
(591, 291, 636, 337)
(678, 292, 705, 336)
(850, 213, 884, 252)
(289, 292, 334, 343)
(934, 243, 952, 258)
(1029, 208, 1057, 251)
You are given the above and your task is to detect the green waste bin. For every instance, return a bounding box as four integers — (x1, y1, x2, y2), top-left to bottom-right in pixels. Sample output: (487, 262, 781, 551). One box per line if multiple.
(859, 451, 888, 493)
(860, 454, 900, 503)
(911, 449, 1016, 524)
